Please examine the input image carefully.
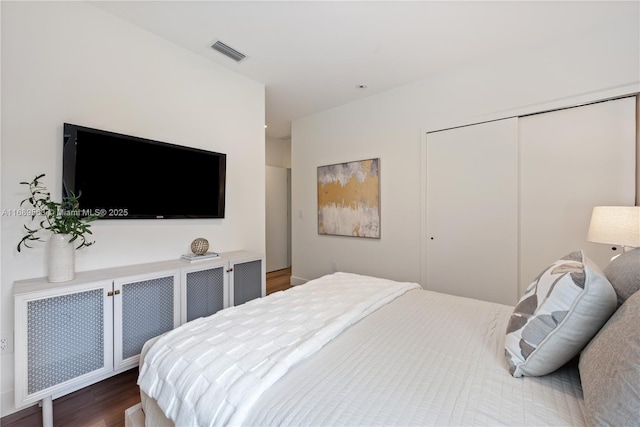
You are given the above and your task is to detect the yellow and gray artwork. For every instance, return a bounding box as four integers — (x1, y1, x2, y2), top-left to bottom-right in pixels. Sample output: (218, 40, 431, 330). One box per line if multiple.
(317, 158, 380, 238)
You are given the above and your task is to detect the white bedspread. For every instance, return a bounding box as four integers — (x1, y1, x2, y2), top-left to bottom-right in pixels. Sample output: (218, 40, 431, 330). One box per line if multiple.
(244, 289, 586, 426)
(138, 272, 419, 427)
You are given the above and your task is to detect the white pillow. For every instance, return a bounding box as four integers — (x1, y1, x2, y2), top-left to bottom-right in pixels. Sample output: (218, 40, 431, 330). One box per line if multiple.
(505, 250, 616, 377)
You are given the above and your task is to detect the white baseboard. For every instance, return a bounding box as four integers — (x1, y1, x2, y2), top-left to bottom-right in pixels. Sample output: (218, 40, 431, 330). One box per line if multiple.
(290, 276, 308, 286)
(1, 388, 32, 418)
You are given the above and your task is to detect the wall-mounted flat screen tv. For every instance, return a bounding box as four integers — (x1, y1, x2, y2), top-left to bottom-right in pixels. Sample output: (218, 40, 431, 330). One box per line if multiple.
(63, 123, 226, 219)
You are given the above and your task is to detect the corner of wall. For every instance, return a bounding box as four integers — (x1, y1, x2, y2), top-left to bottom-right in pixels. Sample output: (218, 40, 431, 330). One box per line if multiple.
(290, 276, 308, 286)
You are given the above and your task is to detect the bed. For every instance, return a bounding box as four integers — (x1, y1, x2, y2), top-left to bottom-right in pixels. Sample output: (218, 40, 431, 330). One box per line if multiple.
(127, 249, 640, 427)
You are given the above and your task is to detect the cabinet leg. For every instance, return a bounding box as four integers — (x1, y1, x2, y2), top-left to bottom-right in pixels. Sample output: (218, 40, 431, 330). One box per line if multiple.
(42, 396, 53, 427)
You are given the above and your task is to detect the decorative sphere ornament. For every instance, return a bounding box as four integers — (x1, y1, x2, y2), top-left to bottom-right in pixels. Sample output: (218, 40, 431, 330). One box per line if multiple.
(190, 238, 209, 255)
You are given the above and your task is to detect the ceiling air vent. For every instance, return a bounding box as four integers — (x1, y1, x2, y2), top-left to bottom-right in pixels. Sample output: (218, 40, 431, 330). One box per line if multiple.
(211, 41, 246, 62)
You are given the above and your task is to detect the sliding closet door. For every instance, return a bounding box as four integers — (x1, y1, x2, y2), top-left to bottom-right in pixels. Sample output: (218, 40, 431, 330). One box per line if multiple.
(519, 97, 636, 293)
(426, 118, 518, 306)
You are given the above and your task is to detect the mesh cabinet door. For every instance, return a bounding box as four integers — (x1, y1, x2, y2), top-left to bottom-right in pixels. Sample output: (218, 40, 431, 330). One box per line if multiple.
(232, 260, 263, 306)
(114, 272, 179, 370)
(15, 283, 113, 407)
(185, 266, 226, 322)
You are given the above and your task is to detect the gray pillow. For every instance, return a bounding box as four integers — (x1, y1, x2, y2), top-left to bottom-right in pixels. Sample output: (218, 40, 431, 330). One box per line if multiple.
(579, 289, 640, 426)
(603, 247, 640, 306)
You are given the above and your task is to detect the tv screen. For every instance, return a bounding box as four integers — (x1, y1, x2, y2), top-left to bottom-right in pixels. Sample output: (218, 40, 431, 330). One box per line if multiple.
(63, 123, 226, 219)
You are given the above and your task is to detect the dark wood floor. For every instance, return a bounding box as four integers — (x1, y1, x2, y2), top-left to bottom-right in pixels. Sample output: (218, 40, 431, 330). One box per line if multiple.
(1, 268, 293, 427)
(1, 368, 140, 427)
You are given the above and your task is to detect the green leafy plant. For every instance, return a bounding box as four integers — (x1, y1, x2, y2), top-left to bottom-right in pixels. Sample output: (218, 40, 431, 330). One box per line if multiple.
(17, 174, 98, 252)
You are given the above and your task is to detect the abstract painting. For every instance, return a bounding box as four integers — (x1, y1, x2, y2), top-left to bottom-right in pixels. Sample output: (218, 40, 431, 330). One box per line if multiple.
(317, 158, 380, 238)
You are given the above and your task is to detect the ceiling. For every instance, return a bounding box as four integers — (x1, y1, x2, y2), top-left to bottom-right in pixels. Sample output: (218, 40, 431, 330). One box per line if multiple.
(91, 1, 635, 140)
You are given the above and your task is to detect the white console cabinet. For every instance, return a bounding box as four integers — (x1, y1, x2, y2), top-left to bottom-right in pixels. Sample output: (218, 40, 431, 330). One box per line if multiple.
(13, 250, 264, 425)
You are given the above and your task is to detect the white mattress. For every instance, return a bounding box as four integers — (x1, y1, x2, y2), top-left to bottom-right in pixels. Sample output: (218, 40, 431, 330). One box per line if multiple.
(140, 287, 586, 426)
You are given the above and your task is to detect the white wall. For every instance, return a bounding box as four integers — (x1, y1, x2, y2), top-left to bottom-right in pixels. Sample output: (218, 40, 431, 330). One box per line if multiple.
(265, 138, 291, 272)
(637, 96, 640, 205)
(291, 11, 639, 285)
(266, 166, 290, 272)
(1, 1, 265, 415)
(265, 137, 291, 273)
(266, 137, 291, 168)
(0, 2, 3, 418)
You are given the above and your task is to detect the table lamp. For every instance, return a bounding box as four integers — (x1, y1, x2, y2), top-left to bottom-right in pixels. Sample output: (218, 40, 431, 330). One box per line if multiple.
(587, 206, 640, 255)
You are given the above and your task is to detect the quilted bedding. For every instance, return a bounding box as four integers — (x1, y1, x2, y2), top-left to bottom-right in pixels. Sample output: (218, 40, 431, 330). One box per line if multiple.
(138, 272, 419, 426)
(139, 273, 586, 426)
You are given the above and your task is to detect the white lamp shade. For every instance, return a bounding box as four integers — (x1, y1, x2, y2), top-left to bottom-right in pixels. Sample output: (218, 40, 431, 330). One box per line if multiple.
(587, 206, 640, 247)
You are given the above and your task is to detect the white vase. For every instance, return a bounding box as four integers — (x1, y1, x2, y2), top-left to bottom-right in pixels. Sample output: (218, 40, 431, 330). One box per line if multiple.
(47, 234, 75, 283)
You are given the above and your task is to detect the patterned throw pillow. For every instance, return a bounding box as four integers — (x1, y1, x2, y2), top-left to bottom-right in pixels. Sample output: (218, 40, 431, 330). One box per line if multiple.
(505, 251, 617, 377)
